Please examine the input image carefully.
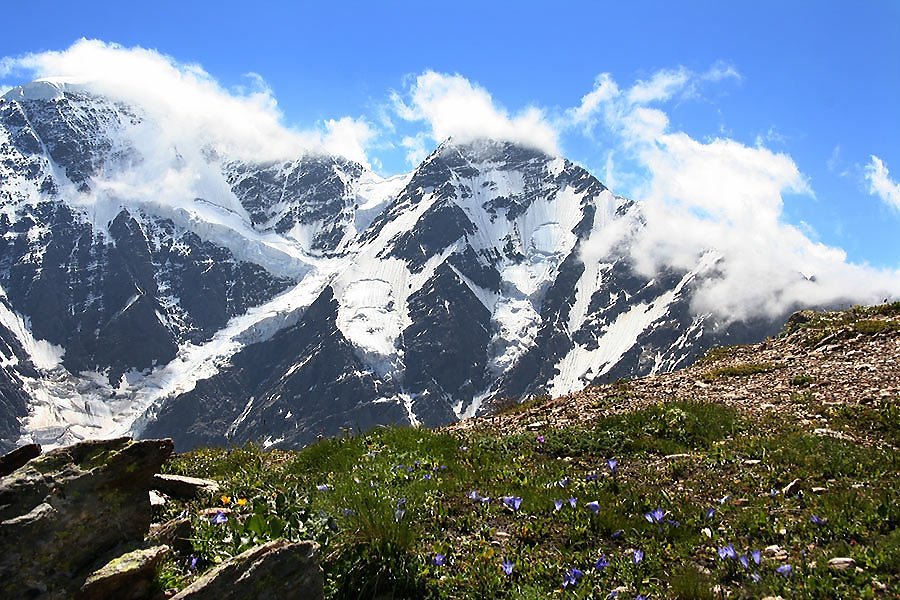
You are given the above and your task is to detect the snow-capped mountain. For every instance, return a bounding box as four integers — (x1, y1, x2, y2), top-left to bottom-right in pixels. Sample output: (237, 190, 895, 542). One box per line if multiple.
(0, 81, 777, 451)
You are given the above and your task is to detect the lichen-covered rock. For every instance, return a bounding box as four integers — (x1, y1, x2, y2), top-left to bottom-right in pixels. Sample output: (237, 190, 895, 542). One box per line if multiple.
(153, 473, 220, 498)
(171, 539, 323, 600)
(0, 437, 173, 599)
(148, 516, 193, 554)
(78, 545, 170, 600)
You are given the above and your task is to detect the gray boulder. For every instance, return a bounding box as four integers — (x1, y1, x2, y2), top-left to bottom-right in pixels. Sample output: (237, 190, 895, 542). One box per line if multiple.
(78, 545, 171, 600)
(0, 437, 173, 599)
(171, 539, 324, 600)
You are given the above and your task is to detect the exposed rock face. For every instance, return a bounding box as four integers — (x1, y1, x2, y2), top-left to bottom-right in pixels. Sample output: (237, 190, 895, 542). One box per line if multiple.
(0, 437, 173, 599)
(171, 539, 324, 600)
(153, 473, 221, 499)
(78, 545, 171, 600)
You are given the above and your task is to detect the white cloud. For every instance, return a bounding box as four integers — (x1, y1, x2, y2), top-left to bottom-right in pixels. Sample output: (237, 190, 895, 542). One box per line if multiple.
(627, 67, 692, 104)
(573, 67, 899, 320)
(571, 73, 619, 126)
(0, 39, 377, 166)
(865, 155, 900, 212)
(392, 71, 559, 161)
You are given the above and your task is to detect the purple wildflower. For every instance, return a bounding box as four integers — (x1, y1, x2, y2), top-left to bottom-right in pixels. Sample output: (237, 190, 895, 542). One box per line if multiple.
(705, 507, 716, 520)
(188, 556, 199, 571)
(607, 458, 618, 473)
(554, 499, 564, 512)
(210, 511, 228, 525)
(587, 500, 601, 514)
(423, 473, 432, 480)
(595, 555, 610, 569)
(810, 514, 826, 526)
(537, 434, 546, 444)
(585, 472, 598, 482)
(644, 507, 665, 524)
(611, 529, 624, 539)
(750, 572, 761, 583)
(633, 549, 644, 564)
(776, 563, 792, 577)
(316, 484, 331, 492)
(562, 567, 583, 588)
(502, 496, 523, 511)
(751, 550, 762, 565)
(717, 544, 737, 560)
(342, 508, 355, 516)
(394, 498, 407, 521)
(467, 490, 481, 501)
(502, 559, 514, 575)
(636, 596, 647, 600)
(433, 554, 445, 566)
(739, 554, 750, 569)
(557, 477, 570, 488)
(568, 497, 577, 508)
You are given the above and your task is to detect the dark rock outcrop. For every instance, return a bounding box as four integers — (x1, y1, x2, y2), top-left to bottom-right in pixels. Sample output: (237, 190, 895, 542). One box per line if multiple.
(171, 539, 324, 600)
(0, 437, 173, 599)
(78, 545, 171, 600)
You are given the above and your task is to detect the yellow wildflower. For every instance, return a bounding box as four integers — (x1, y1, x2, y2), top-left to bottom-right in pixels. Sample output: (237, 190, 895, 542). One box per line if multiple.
(220, 495, 231, 505)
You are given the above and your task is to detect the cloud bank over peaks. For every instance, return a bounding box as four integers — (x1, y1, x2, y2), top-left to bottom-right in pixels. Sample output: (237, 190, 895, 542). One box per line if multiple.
(569, 67, 899, 320)
(0, 39, 377, 166)
(391, 71, 560, 163)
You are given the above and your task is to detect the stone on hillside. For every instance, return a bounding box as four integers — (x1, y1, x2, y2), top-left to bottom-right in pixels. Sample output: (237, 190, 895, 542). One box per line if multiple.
(827, 557, 856, 571)
(782, 478, 802, 496)
(153, 473, 220, 499)
(0, 443, 41, 477)
(171, 539, 323, 600)
(0, 437, 173, 599)
(148, 517, 193, 554)
(78, 545, 170, 600)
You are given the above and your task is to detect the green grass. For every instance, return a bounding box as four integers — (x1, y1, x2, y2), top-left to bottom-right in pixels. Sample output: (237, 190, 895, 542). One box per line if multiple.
(155, 401, 898, 599)
(701, 363, 778, 382)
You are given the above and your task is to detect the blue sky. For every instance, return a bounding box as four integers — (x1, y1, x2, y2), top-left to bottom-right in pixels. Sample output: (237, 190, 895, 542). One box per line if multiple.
(1, 1, 898, 273)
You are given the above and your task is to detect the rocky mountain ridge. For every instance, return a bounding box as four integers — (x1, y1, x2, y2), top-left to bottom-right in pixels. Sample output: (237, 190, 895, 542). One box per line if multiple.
(0, 81, 787, 451)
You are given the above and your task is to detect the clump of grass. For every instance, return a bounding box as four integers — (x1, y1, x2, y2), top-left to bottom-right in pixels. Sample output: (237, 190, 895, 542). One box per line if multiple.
(697, 345, 747, 365)
(852, 319, 899, 335)
(701, 363, 778, 382)
(790, 374, 814, 387)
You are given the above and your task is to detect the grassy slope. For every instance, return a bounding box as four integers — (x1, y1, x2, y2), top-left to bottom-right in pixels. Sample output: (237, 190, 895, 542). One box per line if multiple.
(155, 307, 899, 599)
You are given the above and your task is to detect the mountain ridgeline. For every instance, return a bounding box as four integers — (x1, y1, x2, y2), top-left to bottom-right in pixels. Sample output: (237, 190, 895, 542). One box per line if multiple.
(0, 81, 780, 452)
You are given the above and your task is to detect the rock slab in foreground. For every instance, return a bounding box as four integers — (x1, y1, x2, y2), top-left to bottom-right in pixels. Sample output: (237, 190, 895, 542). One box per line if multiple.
(171, 539, 324, 600)
(0, 437, 174, 599)
(78, 545, 170, 600)
(153, 473, 221, 498)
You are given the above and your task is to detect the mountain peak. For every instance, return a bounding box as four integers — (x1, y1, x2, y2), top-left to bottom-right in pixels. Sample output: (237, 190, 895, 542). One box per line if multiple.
(2, 79, 90, 102)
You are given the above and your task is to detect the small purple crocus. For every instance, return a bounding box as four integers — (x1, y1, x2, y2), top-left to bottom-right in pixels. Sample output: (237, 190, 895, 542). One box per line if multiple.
(562, 567, 583, 588)
(554, 499, 564, 512)
(210, 510, 228, 525)
(776, 563, 792, 577)
(501, 559, 514, 575)
(705, 507, 716, 520)
(644, 507, 665, 524)
(188, 556, 199, 571)
(502, 496, 523, 511)
(568, 497, 577, 508)
(810, 514, 826, 526)
(751, 550, 762, 565)
(633, 549, 644, 564)
(595, 555, 610, 569)
(739, 554, 750, 569)
(433, 554, 445, 566)
(607, 458, 618, 473)
(537, 434, 546, 444)
(587, 500, 600, 514)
